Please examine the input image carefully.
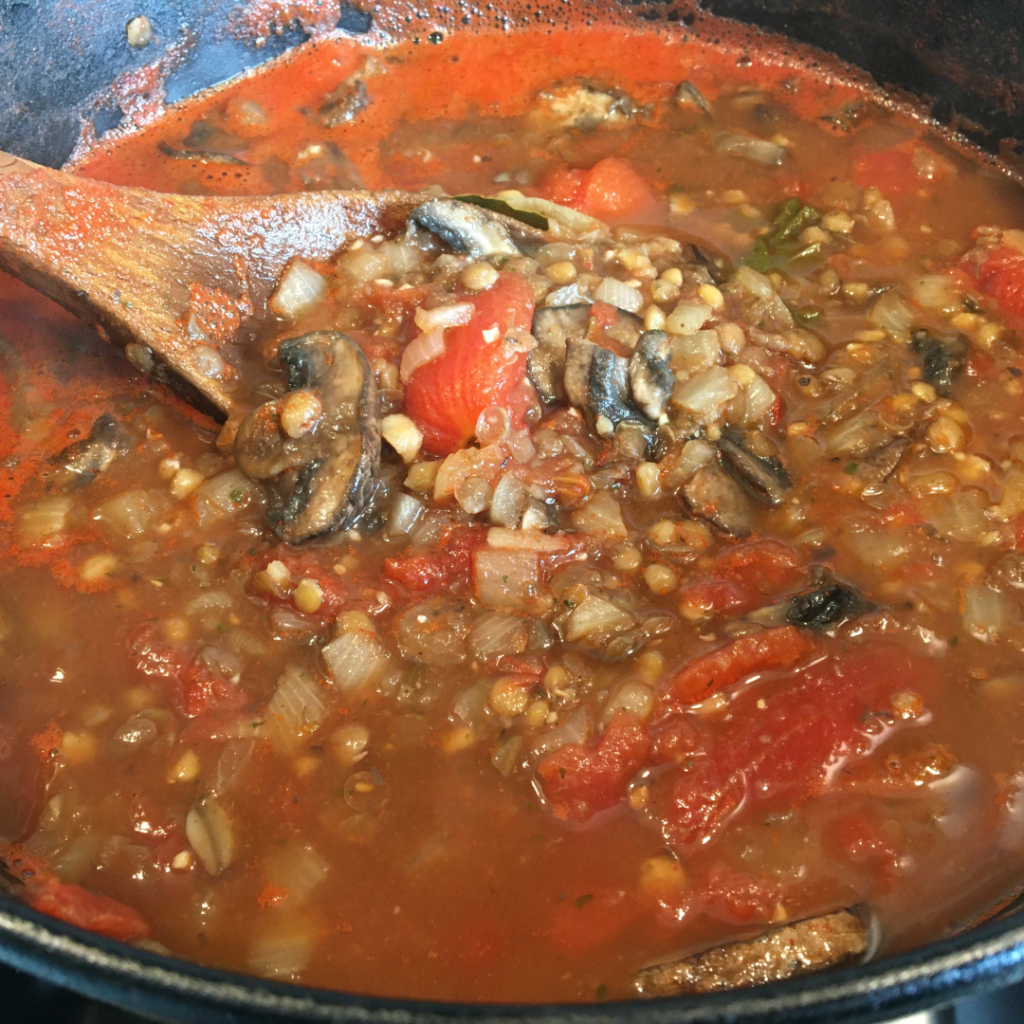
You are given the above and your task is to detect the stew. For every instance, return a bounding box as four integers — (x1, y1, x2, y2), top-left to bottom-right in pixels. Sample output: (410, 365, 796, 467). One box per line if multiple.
(1, 9, 1023, 1005)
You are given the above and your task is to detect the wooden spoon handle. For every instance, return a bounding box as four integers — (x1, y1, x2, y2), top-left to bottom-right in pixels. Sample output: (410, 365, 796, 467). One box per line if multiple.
(0, 150, 422, 418)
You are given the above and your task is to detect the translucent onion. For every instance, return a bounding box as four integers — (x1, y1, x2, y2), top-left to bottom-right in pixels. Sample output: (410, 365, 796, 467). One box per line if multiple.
(265, 666, 327, 745)
(414, 302, 475, 332)
(387, 493, 424, 536)
(193, 470, 263, 527)
(910, 273, 960, 313)
(262, 841, 329, 902)
(716, 131, 787, 166)
(248, 916, 318, 979)
(743, 374, 777, 423)
(94, 490, 160, 539)
(321, 632, 391, 690)
(564, 595, 635, 643)
(531, 708, 589, 759)
(673, 366, 739, 417)
(669, 438, 716, 483)
(665, 300, 712, 336)
(493, 189, 605, 235)
(732, 266, 794, 328)
(473, 549, 540, 610)
(603, 680, 655, 721)
(672, 330, 721, 372)
(869, 293, 914, 338)
(593, 277, 643, 313)
(963, 584, 1016, 642)
(452, 680, 492, 727)
(469, 612, 530, 658)
(491, 735, 522, 777)
(210, 739, 254, 796)
(489, 472, 529, 528)
(270, 259, 326, 318)
(399, 329, 445, 384)
(545, 284, 591, 307)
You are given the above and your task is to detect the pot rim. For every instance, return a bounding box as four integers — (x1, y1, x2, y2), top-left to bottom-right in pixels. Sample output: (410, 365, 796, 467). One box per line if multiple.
(1, 895, 1023, 1023)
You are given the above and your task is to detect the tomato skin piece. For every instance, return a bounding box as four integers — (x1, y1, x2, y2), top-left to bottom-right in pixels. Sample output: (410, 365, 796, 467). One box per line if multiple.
(852, 146, 920, 197)
(28, 880, 152, 942)
(658, 645, 921, 852)
(382, 527, 486, 593)
(537, 709, 651, 822)
(975, 246, 1024, 321)
(539, 157, 656, 222)
(823, 813, 902, 887)
(403, 273, 535, 455)
(663, 625, 821, 710)
(677, 539, 803, 618)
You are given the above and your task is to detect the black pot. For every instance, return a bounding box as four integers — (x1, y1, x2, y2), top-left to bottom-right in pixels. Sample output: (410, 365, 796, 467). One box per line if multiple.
(1, 1, 1023, 1020)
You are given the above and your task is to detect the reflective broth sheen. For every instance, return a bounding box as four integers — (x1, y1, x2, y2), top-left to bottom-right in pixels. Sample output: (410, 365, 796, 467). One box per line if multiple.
(2, 15, 1024, 1004)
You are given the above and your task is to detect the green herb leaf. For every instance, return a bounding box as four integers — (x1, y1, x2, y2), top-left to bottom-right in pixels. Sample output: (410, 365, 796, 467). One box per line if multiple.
(574, 893, 594, 909)
(453, 194, 549, 231)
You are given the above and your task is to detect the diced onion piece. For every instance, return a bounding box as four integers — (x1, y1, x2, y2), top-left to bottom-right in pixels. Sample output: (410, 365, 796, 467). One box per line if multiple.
(469, 612, 530, 658)
(473, 549, 540, 610)
(270, 259, 326, 318)
(193, 470, 264, 527)
(672, 330, 721, 372)
(869, 293, 914, 338)
(248, 916, 318, 979)
(94, 489, 161, 539)
(388, 493, 424, 536)
(565, 595, 635, 643)
(185, 590, 233, 616)
(963, 584, 1016, 642)
(593, 277, 643, 313)
(186, 793, 235, 875)
(452, 679, 492, 727)
(381, 413, 423, 464)
(414, 302, 475, 332)
(665, 300, 712, 336)
(383, 241, 421, 277)
(603, 680, 655, 720)
(910, 273, 961, 313)
(489, 472, 529, 528)
(531, 708, 589, 759)
(672, 438, 716, 480)
(570, 490, 628, 541)
(732, 266, 794, 328)
(716, 131, 787, 165)
(433, 444, 506, 501)
(486, 526, 570, 552)
(262, 841, 329, 902)
(18, 496, 73, 545)
(494, 189, 605, 235)
(743, 374, 777, 423)
(321, 631, 391, 690)
(399, 329, 446, 384)
(210, 740, 254, 796)
(491, 735, 522, 777)
(546, 284, 591, 307)
(265, 666, 327, 750)
(674, 365, 739, 418)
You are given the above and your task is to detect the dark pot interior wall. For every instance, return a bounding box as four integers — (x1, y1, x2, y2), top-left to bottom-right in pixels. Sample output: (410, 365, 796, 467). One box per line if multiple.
(0, 0, 1022, 168)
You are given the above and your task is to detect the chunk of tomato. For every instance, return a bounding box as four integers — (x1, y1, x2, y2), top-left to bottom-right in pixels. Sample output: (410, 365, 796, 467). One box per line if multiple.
(28, 880, 151, 942)
(975, 245, 1024, 322)
(657, 644, 922, 852)
(403, 273, 535, 454)
(538, 157, 656, 222)
(662, 625, 821, 710)
(852, 146, 920, 197)
(537, 709, 651, 822)
(382, 526, 486, 593)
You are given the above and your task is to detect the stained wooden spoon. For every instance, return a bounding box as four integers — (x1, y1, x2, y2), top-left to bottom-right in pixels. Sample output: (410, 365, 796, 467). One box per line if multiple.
(0, 150, 425, 420)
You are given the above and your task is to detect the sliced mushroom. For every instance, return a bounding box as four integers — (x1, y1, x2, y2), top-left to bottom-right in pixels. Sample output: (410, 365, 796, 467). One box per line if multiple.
(787, 580, 869, 630)
(157, 141, 249, 166)
(46, 412, 132, 490)
(320, 78, 370, 127)
(717, 427, 791, 506)
(673, 81, 712, 115)
(689, 244, 732, 285)
(528, 304, 590, 403)
(681, 460, 753, 536)
(537, 83, 636, 130)
(854, 436, 910, 486)
(635, 909, 867, 997)
(564, 338, 648, 432)
(409, 198, 523, 260)
(629, 330, 675, 421)
(912, 329, 966, 396)
(234, 331, 380, 545)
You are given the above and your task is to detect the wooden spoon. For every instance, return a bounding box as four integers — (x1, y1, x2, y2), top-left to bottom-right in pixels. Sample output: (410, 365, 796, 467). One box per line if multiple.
(0, 150, 424, 420)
